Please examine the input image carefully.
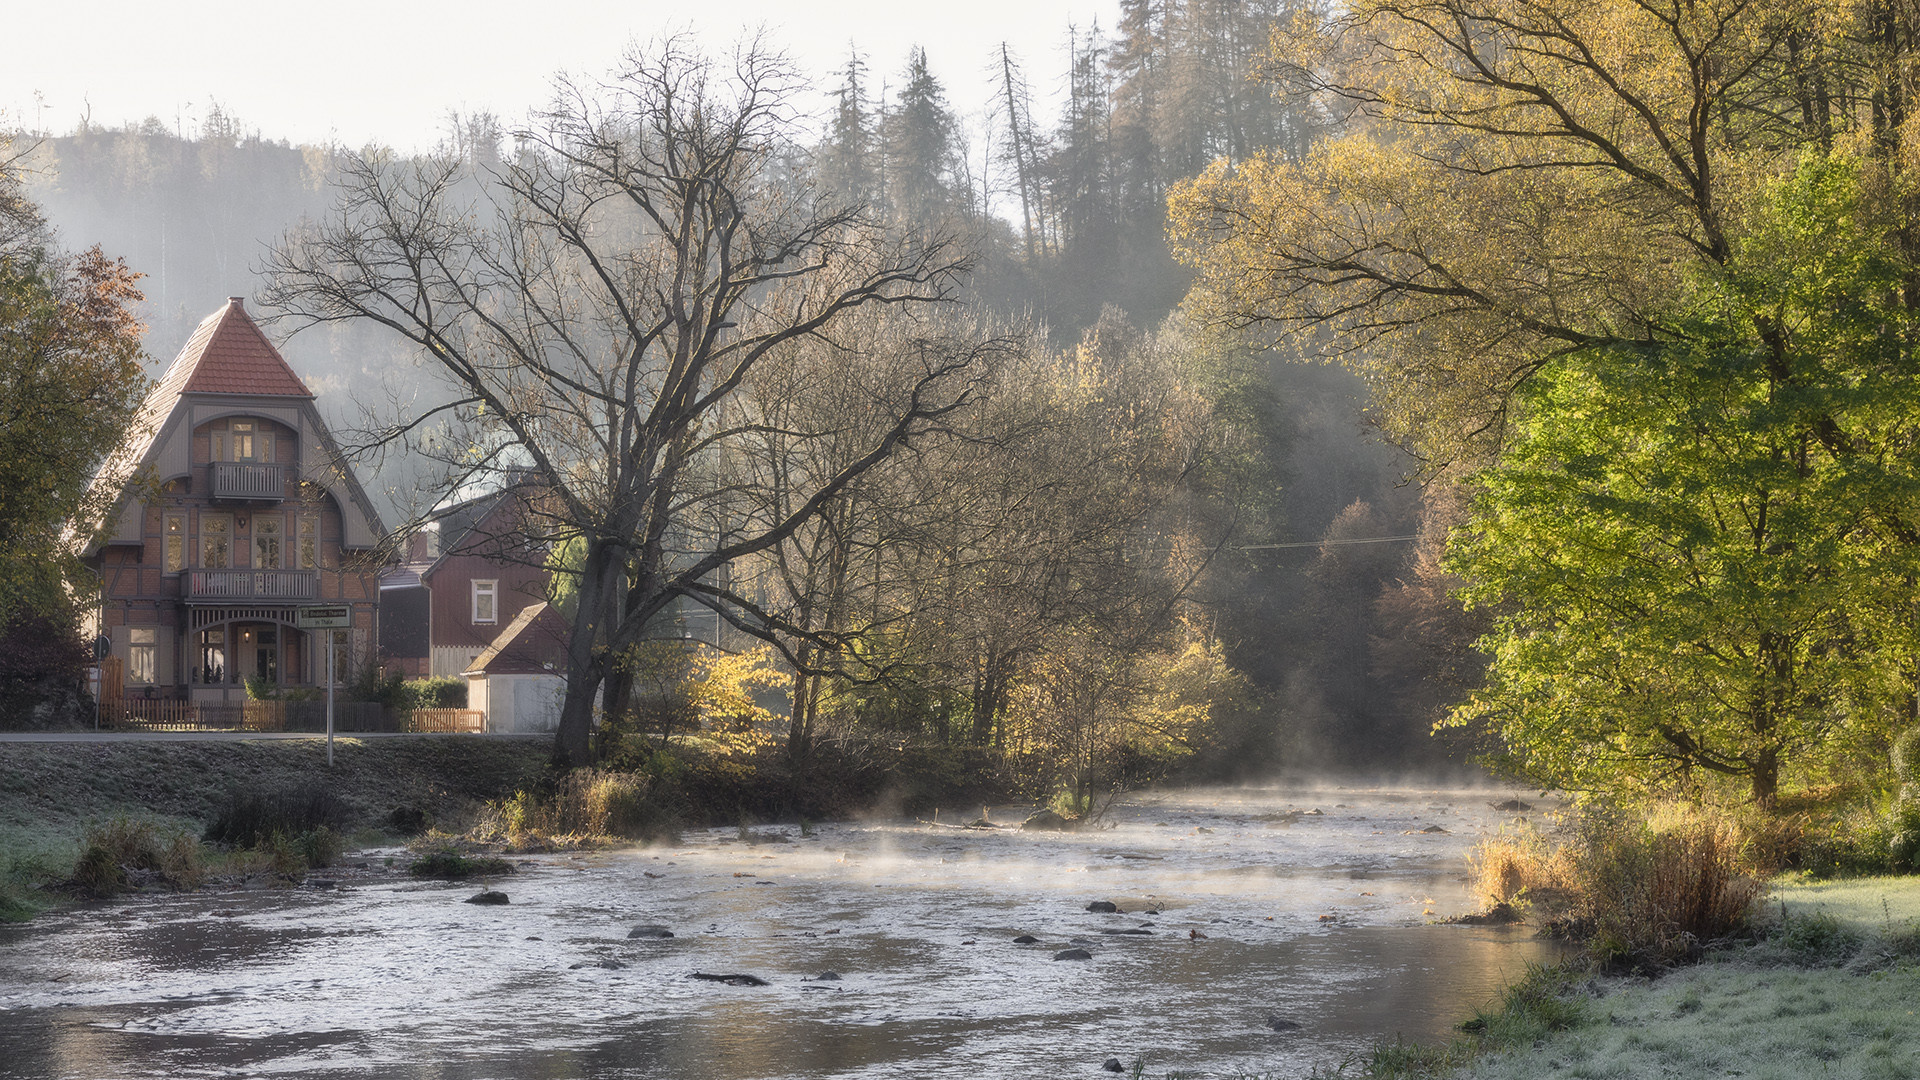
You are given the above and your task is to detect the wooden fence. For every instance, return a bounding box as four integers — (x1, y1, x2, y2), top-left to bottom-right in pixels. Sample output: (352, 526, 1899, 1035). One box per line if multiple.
(406, 708, 486, 733)
(110, 699, 472, 734)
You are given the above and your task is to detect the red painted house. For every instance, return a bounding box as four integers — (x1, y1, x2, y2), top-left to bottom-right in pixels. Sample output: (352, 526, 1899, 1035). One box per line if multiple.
(378, 488, 553, 678)
(81, 297, 387, 703)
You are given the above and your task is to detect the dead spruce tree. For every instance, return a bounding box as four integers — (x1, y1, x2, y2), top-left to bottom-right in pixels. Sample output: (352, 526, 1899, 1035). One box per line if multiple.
(264, 39, 978, 768)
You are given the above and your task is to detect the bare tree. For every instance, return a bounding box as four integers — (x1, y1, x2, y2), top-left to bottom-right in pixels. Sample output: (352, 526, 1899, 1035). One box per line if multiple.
(263, 38, 978, 768)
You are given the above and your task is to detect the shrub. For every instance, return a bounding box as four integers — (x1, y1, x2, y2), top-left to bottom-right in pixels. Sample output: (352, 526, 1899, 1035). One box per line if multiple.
(481, 768, 678, 847)
(204, 784, 350, 847)
(406, 677, 468, 710)
(0, 612, 91, 731)
(71, 817, 204, 895)
(409, 850, 515, 879)
(1467, 804, 1765, 969)
(1573, 806, 1765, 968)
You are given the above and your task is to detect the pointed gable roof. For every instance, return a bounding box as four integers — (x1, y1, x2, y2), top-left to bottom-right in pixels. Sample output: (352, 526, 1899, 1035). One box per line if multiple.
(163, 296, 314, 398)
(78, 296, 388, 557)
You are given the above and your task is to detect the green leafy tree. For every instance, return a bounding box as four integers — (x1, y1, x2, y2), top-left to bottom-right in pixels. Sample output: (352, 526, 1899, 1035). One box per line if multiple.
(1446, 155, 1920, 807)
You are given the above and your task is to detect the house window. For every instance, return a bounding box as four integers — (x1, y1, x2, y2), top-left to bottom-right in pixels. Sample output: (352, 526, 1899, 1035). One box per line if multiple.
(201, 514, 231, 568)
(232, 421, 255, 461)
(472, 580, 498, 624)
(255, 515, 282, 569)
(129, 628, 156, 684)
(299, 516, 317, 569)
(164, 513, 185, 573)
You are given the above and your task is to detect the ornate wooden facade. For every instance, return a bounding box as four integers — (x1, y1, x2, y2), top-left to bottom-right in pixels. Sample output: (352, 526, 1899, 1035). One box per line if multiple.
(82, 298, 386, 704)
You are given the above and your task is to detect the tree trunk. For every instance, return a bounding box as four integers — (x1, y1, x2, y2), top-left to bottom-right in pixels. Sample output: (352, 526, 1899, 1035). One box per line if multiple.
(553, 540, 622, 770)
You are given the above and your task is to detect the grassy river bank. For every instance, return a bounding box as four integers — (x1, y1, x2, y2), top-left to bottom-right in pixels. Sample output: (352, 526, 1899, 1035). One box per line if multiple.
(1352, 877, 1920, 1080)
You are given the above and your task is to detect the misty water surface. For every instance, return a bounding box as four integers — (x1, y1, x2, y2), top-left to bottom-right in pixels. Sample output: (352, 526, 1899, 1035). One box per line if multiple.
(0, 786, 1565, 1079)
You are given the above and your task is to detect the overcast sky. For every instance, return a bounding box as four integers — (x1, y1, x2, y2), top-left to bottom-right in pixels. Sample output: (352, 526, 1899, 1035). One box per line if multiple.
(5, 0, 1110, 150)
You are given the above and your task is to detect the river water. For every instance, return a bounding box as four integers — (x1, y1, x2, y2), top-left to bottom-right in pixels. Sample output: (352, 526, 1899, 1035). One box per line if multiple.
(0, 786, 1565, 1079)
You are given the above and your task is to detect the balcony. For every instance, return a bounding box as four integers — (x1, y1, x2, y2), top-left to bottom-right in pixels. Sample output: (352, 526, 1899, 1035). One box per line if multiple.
(210, 462, 285, 501)
(186, 569, 319, 602)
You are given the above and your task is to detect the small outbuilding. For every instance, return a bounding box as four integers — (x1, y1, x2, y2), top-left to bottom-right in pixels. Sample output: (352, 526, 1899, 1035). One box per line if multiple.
(463, 601, 570, 733)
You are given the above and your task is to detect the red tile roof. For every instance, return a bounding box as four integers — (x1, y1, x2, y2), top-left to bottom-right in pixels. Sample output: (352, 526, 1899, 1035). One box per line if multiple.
(166, 297, 314, 398)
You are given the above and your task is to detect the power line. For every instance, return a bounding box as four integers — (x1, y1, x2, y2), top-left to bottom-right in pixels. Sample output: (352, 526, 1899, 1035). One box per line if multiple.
(1235, 534, 1421, 551)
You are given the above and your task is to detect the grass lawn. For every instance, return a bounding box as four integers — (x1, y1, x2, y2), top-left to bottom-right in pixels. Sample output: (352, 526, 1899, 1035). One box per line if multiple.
(1438, 877, 1920, 1080)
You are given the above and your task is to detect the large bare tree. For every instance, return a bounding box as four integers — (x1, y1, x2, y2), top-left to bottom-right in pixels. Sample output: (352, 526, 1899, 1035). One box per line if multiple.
(263, 39, 977, 767)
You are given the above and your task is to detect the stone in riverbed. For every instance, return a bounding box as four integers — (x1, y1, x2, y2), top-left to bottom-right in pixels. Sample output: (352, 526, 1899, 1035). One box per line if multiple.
(1266, 1014, 1302, 1031)
(464, 890, 509, 905)
(1053, 948, 1094, 961)
(1100, 928, 1153, 935)
(812, 970, 842, 981)
(1102, 1058, 1125, 1072)
(1086, 900, 1120, 913)
(1012, 934, 1040, 944)
(689, 972, 770, 986)
(628, 924, 676, 939)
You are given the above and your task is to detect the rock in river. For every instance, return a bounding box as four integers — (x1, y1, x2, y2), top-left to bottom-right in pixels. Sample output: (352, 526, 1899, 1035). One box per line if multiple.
(689, 972, 770, 986)
(1101, 1058, 1125, 1072)
(465, 890, 509, 905)
(1086, 900, 1120, 913)
(627, 924, 676, 939)
(1266, 1013, 1302, 1032)
(1012, 934, 1040, 944)
(1053, 948, 1094, 961)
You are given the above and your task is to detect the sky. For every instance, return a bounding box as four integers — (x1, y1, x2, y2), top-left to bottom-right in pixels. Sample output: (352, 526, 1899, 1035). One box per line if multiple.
(4, 0, 1111, 151)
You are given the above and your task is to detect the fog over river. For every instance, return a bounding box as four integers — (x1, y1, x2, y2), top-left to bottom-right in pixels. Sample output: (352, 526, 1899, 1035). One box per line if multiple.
(0, 787, 1567, 1079)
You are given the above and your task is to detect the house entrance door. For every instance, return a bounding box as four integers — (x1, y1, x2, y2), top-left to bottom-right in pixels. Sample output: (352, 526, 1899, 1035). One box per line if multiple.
(254, 629, 278, 683)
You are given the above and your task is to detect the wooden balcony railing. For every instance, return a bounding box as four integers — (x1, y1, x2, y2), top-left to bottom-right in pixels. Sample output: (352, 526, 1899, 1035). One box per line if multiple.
(186, 569, 320, 601)
(210, 462, 285, 501)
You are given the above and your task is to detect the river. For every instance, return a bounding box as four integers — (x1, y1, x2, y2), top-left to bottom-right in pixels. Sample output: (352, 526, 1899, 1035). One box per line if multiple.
(0, 785, 1565, 1079)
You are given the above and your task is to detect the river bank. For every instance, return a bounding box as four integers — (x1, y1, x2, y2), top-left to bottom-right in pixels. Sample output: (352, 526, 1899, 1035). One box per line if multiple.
(1324, 875, 1920, 1080)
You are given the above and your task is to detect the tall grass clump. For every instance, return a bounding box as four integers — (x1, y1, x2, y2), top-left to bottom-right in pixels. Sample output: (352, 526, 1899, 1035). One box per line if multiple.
(203, 784, 350, 876)
(1468, 803, 1765, 969)
(0, 851, 63, 921)
(480, 768, 678, 849)
(70, 817, 205, 896)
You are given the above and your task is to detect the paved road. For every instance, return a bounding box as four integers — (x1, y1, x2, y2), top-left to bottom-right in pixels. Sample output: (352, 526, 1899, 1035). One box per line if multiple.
(0, 731, 545, 743)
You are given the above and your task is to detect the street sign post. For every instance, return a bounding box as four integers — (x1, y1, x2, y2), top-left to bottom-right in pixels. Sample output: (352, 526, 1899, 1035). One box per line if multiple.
(297, 608, 352, 765)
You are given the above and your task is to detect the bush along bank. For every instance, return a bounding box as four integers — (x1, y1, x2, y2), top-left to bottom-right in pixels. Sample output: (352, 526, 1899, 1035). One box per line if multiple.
(443, 737, 1038, 853)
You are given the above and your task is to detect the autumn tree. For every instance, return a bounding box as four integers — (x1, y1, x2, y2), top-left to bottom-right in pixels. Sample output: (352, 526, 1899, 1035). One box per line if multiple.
(0, 157, 149, 625)
(263, 39, 980, 769)
(1171, 0, 1920, 802)
(0, 146, 150, 720)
